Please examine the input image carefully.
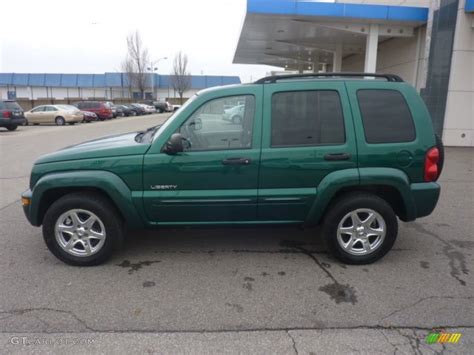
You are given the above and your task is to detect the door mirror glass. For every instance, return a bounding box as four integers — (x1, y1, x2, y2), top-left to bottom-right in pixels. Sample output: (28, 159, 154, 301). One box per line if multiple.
(164, 133, 187, 154)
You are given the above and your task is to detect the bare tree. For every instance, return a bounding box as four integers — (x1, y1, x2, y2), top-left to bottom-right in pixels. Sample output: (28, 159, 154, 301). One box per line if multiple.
(170, 52, 191, 104)
(122, 31, 149, 100)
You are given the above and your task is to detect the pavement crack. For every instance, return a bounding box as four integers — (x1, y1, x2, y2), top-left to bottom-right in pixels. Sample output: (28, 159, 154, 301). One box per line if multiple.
(286, 330, 298, 354)
(287, 243, 358, 305)
(411, 222, 469, 286)
(380, 295, 474, 323)
(0, 307, 95, 331)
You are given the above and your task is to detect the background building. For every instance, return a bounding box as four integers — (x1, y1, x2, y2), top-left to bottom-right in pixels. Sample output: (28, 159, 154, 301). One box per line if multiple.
(0, 72, 241, 109)
(234, 0, 474, 147)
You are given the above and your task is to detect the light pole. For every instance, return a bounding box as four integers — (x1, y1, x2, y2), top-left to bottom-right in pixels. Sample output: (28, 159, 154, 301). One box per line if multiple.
(147, 56, 167, 100)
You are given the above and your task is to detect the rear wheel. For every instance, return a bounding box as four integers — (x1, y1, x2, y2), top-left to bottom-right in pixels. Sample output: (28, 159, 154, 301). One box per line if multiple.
(42, 192, 124, 266)
(323, 193, 398, 264)
(55, 116, 66, 126)
(6, 125, 18, 131)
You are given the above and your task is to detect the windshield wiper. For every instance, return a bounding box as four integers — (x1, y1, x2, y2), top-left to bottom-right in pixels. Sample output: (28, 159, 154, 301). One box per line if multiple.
(135, 124, 162, 143)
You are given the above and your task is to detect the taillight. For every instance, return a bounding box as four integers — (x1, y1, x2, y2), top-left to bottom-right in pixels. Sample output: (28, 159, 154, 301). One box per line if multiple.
(2, 111, 11, 118)
(424, 147, 439, 182)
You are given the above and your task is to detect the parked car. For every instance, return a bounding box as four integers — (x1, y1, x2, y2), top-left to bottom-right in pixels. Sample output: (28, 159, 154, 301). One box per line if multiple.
(141, 104, 156, 114)
(149, 100, 173, 113)
(82, 111, 99, 123)
(130, 103, 147, 115)
(117, 105, 136, 117)
(222, 104, 245, 124)
(75, 101, 113, 120)
(21, 73, 444, 266)
(25, 105, 83, 126)
(0, 100, 26, 131)
(113, 105, 124, 117)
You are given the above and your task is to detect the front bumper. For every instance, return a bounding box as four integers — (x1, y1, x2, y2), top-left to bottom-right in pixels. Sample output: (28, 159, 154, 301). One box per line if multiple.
(21, 189, 34, 225)
(0, 117, 26, 127)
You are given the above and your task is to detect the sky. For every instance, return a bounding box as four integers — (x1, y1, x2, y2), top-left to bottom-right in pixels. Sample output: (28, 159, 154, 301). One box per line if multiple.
(0, 0, 281, 83)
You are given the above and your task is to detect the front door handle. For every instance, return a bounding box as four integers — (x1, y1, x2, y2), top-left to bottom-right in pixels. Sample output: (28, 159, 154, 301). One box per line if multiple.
(222, 157, 251, 165)
(324, 153, 351, 161)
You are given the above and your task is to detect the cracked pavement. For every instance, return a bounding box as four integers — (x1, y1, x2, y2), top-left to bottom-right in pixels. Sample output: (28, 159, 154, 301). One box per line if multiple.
(0, 116, 473, 353)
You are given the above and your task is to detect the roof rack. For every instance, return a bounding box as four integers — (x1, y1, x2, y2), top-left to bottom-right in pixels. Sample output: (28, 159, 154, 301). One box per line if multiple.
(254, 72, 404, 84)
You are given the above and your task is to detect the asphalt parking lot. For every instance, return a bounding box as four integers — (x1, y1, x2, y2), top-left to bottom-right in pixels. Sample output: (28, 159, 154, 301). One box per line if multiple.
(0, 115, 473, 353)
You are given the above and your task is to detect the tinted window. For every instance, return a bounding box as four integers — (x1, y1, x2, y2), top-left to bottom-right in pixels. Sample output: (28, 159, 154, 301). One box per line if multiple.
(178, 95, 255, 151)
(0, 101, 22, 110)
(31, 106, 45, 112)
(271, 90, 345, 147)
(357, 90, 416, 143)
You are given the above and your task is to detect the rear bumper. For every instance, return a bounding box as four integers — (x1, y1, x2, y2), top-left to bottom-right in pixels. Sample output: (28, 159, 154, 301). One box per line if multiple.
(409, 182, 440, 220)
(0, 117, 26, 126)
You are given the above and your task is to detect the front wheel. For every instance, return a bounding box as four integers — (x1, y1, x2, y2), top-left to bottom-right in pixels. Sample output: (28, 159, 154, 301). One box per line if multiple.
(55, 116, 66, 126)
(6, 125, 18, 131)
(42, 193, 124, 266)
(322, 193, 398, 265)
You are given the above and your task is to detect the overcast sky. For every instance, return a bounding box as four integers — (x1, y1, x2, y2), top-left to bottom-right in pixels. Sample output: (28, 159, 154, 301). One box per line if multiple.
(0, 0, 281, 83)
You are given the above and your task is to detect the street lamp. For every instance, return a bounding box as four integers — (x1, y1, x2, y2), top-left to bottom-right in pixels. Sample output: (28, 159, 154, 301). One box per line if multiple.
(147, 56, 168, 100)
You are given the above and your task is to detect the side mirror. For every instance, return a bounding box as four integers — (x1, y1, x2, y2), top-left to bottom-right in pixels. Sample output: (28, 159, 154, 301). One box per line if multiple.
(164, 133, 189, 154)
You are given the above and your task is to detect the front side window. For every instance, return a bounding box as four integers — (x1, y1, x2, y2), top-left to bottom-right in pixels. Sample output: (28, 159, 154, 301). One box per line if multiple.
(271, 90, 345, 147)
(178, 95, 255, 151)
(357, 89, 416, 143)
(31, 106, 44, 113)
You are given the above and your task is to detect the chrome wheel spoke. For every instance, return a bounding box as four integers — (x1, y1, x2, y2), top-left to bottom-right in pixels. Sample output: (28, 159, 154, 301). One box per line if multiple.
(83, 216, 96, 229)
(65, 238, 76, 250)
(57, 223, 75, 234)
(82, 240, 92, 256)
(363, 212, 377, 227)
(350, 212, 361, 225)
(339, 226, 354, 235)
(362, 239, 371, 252)
(88, 230, 105, 240)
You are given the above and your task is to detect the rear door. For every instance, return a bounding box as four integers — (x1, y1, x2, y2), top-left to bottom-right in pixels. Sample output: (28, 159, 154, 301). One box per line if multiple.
(258, 81, 357, 221)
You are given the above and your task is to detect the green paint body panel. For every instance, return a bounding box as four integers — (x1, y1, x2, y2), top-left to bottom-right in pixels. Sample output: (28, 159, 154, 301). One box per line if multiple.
(22, 79, 441, 229)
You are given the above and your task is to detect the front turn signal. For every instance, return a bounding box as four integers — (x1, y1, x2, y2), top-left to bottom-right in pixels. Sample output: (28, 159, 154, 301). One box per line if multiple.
(21, 197, 31, 206)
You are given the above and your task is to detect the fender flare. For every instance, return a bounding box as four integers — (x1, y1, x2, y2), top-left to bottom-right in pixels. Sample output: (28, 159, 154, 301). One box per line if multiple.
(305, 167, 415, 225)
(29, 170, 144, 228)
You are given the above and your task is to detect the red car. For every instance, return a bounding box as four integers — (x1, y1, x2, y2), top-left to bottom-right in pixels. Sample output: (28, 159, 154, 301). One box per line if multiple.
(75, 101, 113, 120)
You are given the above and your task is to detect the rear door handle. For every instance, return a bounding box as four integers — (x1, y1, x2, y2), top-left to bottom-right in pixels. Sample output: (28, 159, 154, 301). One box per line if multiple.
(324, 153, 351, 161)
(222, 157, 251, 165)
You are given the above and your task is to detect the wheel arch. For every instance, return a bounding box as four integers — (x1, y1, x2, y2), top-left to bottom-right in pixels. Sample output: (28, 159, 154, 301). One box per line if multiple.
(30, 170, 144, 228)
(305, 167, 416, 225)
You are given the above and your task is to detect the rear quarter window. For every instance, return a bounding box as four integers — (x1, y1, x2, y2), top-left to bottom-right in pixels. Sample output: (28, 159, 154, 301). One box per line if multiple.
(357, 89, 416, 144)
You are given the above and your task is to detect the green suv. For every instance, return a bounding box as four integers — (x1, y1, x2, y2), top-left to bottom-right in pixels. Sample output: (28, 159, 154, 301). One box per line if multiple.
(22, 73, 443, 266)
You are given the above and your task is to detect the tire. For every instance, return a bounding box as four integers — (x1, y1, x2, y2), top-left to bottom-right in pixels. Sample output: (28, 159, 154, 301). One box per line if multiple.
(42, 192, 124, 266)
(6, 125, 18, 131)
(69, 122, 76, 125)
(231, 115, 242, 124)
(24, 119, 29, 126)
(55, 116, 66, 126)
(322, 193, 398, 265)
(435, 134, 444, 178)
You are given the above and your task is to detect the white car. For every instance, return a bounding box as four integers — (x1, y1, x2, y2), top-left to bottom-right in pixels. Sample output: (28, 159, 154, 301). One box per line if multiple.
(140, 104, 156, 114)
(222, 104, 245, 124)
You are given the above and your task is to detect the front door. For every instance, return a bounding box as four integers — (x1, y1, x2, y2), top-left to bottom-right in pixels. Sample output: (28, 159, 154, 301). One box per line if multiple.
(258, 81, 357, 221)
(143, 89, 262, 223)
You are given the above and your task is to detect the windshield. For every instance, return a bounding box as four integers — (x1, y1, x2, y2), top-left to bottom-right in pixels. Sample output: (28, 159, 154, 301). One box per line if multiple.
(135, 95, 198, 144)
(151, 94, 198, 141)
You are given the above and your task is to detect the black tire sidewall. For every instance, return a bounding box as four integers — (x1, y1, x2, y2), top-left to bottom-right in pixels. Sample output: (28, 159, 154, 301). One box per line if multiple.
(42, 193, 123, 266)
(7, 125, 18, 131)
(323, 194, 398, 265)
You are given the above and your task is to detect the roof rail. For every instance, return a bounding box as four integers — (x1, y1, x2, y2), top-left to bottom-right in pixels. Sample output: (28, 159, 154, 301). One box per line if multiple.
(254, 72, 404, 84)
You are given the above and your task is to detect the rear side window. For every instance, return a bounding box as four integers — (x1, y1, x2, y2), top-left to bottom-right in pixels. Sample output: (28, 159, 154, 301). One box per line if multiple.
(271, 90, 345, 147)
(0, 101, 22, 110)
(357, 90, 416, 143)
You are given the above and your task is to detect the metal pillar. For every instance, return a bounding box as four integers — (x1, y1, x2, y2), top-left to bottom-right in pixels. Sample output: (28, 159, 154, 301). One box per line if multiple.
(364, 24, 379, 73)
(333, 43, 343, 72)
